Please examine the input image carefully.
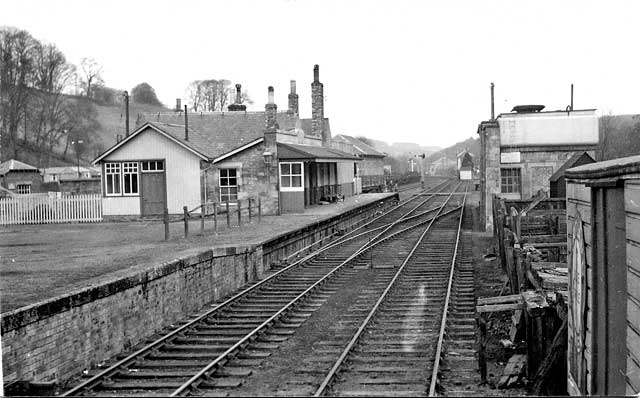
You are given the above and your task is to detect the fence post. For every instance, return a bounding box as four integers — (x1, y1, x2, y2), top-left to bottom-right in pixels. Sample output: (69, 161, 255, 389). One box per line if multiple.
(237, 200, 242, 228)
(248, 199, 252, 222)
(183, 206, 189, 238)
(213, 203, 218, 234)
(200, 202, 205, 235)
(258, 197, 262, 222)
(164, 207, 169, 241)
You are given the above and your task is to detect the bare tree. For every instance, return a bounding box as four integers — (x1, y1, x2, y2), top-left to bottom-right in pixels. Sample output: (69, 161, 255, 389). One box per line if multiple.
(79, 57, 104, 98)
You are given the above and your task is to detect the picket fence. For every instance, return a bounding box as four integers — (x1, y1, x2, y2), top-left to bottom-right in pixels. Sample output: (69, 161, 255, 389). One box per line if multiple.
(0, 193, 102, 225)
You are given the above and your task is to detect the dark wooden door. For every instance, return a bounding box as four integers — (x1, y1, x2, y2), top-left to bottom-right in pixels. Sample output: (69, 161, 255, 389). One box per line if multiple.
(141, 172, 166, 216)
(592, 186, 627, 395)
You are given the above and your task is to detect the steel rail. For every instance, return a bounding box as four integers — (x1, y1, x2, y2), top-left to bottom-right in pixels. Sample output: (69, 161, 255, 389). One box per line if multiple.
(428, 184, 468, 396)
(62, 180, 456, 396)
(170, 203, 460, 396)
(60, 189, 435, 396)
(313, 189, 461, 397)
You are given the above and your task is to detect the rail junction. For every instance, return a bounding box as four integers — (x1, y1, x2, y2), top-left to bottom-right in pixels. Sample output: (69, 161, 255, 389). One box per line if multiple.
(62, 180, 477, 397)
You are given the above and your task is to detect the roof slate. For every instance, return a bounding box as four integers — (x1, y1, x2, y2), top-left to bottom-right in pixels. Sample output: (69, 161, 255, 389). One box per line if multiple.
(278, 142, 360, 161)
(140, 111, 302, 159)
(0, 159, 39, 176)
(332, 134, 386, 157)
(549, 151, 594, 182)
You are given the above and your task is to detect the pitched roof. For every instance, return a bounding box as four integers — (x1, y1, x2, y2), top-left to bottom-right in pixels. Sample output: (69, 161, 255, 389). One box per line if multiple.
(139, 111, 303, 158)
(93, 122, 211, 164)
(277, 143, 360, 162)
(332, 135, 386, 158)
(549, 151, 595, 182)
(0, 159, 39, 176)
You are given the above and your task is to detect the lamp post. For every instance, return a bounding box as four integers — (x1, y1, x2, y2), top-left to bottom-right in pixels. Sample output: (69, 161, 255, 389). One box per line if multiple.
(71, 140, 84, 178)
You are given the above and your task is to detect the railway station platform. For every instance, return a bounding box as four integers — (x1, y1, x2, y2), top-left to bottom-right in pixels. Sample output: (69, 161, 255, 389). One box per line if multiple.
(1, 191, 401, 387)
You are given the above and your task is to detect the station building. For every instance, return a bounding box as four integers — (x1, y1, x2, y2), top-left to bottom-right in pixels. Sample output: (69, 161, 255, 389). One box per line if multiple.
(92, 65, 361, 217)
(331, 134, 386, 193)
(477, 105, 598, 231)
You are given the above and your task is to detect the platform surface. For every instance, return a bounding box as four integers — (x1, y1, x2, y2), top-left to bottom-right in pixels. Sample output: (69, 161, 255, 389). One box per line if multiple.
(0, 193, 395, 313)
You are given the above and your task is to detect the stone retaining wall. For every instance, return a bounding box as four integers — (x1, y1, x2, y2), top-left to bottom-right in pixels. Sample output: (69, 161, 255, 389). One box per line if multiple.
(1, 193, 398, 387)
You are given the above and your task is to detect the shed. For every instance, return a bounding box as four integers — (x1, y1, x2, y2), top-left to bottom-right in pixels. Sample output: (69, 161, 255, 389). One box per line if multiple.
(0, 159, 44, 194)
(565, 155, 640, 396)
(549, 151, 594, 198)
(457, 151, 474, 180)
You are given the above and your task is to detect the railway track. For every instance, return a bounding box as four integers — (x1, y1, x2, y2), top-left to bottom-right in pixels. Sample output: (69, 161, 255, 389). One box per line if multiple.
(62, 180, 466, 397)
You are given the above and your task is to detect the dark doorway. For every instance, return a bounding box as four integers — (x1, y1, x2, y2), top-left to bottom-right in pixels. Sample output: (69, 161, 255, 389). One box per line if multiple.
(141, 170, 166, 216)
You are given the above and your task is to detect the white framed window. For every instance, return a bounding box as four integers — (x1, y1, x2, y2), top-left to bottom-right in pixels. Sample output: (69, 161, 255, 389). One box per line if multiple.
(501, 168, 521, 193)
(105, 162, 121, 195)
(16, 184, 31, 194)
(219, 168, 238, 203)
(280, 162, 304, 192)
(141, 160, 164, 172)
(122, 162, 139, 195)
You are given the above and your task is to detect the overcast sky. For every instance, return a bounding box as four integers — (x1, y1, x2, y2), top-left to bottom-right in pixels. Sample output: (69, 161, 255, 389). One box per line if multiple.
(3, 0, 639, 148)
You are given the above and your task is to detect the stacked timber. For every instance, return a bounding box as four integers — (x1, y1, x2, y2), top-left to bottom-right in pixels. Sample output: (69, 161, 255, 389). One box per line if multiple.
(480, 193, 568, 394)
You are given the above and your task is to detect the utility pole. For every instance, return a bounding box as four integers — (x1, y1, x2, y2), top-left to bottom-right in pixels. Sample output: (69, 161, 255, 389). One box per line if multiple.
(124, 90, 130, 136)
(72, 140, 84, 178)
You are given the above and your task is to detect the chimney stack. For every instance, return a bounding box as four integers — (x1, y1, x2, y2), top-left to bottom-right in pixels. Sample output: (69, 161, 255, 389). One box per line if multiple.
(288, 80, 299, 115)
(176, 98, 182, 111)
(311, 65, 327, 144)
(228, 83, 247, 111)
(265, 86, 278, 132)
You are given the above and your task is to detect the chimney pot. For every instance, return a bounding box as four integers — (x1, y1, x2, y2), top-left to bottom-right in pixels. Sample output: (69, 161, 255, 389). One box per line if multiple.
(268, 86, 274, 104)
(313, 65, 319, 83)
(235, 84, 242, 104)
(290, 80, 296, 94)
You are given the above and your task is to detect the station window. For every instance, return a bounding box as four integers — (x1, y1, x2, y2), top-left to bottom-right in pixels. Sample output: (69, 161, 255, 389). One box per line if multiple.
(280, 162, 304, 192)
(141, 160, 164, 172)
(219, 168, 238, 203)
(122, 162, 139, 195)
(16, 184, 31, 194)
(501, 168, 521, 193)
(105, 162, 121, 195)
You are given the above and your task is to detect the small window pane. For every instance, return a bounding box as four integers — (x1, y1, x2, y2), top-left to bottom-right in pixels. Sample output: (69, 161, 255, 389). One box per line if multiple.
(291, 176, 302, 187)
(281, 176, 291, 187)
(281, 163, 290, 175)
(292, 163, 301, 174)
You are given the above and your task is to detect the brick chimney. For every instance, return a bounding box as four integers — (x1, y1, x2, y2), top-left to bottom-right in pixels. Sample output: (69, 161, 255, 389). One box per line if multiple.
(228, 84, 247, 111)
(265, 86, 278, 133)
(288, 80, 299, 115)
(311, 64, 328, 145)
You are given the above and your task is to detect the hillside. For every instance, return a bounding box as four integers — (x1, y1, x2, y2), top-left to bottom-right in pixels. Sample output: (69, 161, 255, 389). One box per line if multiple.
(92, 100, 170, 153)
(368, 139, 441, 157)
(425, 136, 479, 162)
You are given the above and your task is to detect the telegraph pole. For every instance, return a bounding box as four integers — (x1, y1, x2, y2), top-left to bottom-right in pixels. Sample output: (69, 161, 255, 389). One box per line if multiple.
(124, 90, 130, 136)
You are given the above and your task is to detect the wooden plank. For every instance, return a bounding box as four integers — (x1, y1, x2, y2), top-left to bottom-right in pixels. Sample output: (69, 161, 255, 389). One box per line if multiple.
(567, 182, 592, 204)
(521, 290, 549, 316)
(524, 235, 567, 244)
(625, 212, 640, 245)
(529, 242, 567, 249)
(531, 261, 566, 270)
(498, 354, 527, 389)
(476, 302, 524, 313)
(477, 294, 522, 305)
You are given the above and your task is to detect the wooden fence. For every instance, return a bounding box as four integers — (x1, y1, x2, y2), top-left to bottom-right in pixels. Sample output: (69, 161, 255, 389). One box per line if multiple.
(0, 193, 102, 225)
